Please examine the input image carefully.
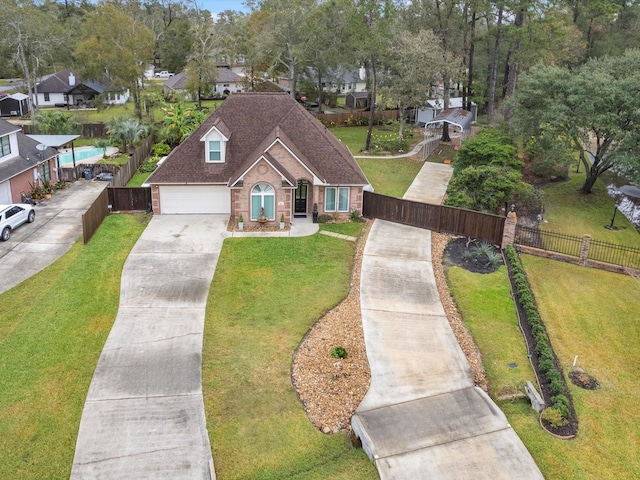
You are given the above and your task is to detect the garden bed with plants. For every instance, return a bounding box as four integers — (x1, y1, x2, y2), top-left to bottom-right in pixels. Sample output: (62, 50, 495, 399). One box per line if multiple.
(504, 245, 579, 437)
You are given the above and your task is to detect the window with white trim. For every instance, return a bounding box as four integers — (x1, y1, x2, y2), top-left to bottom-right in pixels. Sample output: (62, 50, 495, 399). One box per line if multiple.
(325, 187, 349, 212)
(0, 135, 10, 157)
(208, 140, 222, 162)
(251, 183, 275, 220)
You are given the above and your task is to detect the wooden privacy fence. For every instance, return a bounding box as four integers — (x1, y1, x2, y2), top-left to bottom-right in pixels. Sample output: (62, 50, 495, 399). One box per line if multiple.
(59, 134, 154, 186)
(108, 187, 151, 211)
(515, 225, 640, 270)
(362, 191, 506, 245)
(82, 187, 109, 244)
(314, 110, 398, 127)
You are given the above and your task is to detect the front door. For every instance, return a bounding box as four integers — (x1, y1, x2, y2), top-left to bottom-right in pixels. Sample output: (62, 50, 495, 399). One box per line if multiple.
(295, 180, 308, 215)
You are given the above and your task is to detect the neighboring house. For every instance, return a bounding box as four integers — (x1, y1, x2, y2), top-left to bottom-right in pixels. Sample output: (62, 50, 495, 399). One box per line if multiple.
(147, 93, 370, 224)
(162, 69, 245, 99)
(0, 93, 30, 117)
(300, 67, 368, 95)
(417, 97, 477, 125)
(0, 119, 59, 204)
(32, 68, 130, 108)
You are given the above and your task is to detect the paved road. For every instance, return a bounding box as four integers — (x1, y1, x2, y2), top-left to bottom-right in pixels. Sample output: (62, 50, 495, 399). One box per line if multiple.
(351, 162, 544, 479)
(0, 179, 107, 294)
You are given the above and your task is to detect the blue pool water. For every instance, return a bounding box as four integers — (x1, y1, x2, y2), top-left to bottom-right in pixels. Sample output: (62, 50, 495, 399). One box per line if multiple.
(58, 147, 105, 165)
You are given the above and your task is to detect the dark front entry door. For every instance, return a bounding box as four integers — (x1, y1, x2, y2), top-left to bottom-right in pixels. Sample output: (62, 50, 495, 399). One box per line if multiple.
(295, 180, 308, 214)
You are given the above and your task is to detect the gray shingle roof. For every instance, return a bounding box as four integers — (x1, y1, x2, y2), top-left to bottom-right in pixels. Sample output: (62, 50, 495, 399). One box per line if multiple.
(147, 93, 368, 186)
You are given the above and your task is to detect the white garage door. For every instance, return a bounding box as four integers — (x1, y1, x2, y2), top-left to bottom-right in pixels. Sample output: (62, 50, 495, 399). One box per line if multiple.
(160, 185, 230, 214)
(0, 181, 11, 204)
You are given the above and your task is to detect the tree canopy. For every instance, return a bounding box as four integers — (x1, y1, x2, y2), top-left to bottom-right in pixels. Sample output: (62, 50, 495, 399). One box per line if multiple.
(509, 50, 640, 193)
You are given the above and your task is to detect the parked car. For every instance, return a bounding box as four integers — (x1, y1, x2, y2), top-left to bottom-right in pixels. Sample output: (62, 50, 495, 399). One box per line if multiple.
(155, 71, 174, 78)
(0, 203, 35, 241)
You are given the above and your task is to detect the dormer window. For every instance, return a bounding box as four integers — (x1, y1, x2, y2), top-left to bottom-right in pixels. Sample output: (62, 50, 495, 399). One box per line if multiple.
(201, 125, 228, 163)
(0, 135, 10, 157)
(208, 141, 222, 162)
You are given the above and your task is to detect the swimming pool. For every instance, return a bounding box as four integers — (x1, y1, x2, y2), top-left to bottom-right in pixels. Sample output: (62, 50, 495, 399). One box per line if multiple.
(58, 147, 116, 165)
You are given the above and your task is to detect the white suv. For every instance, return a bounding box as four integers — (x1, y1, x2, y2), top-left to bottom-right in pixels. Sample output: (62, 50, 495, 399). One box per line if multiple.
(0, 204, 36, 241)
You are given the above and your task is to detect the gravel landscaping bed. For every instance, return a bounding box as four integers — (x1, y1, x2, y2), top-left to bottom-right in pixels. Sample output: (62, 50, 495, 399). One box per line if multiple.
(292, 224, 488, 434)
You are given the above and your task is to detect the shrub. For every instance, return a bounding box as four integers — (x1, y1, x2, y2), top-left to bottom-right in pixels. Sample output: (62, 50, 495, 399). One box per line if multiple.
(152, 142, 171, 156)
(350, 209, 363, 222)
(317, 214, 332, 223)
(505, 245, 572, 424)
(541, 407, 568, 428)
(330, 347, 347, 359)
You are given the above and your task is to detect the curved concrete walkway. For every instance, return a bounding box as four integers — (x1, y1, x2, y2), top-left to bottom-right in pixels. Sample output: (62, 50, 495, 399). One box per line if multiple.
(71, 215, 319, 479)
(352, 162, 543, 479)
(353, 138, 431, 159)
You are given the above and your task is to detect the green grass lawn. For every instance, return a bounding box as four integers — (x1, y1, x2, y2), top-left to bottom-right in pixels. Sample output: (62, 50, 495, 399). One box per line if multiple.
(447, 252, 640, 479)
(203, 232, 378, 480)
(0, 214, 149, 480)
(446, 266, 535, 398)
(540, 172, 640, 246)
(127, 171, 152, 187)
(357, 157, 423, 198)
(329, 125, 425, 198)
(511, 256, 640, 479)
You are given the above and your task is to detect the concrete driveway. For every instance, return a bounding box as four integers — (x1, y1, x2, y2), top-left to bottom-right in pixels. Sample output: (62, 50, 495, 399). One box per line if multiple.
(351, 162, 543, 479)
(71, 215, 230, 479)
(0, 179, 107, 294)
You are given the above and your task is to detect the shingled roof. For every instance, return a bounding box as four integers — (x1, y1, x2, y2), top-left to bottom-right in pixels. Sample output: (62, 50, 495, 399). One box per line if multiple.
(147, 93, 368, 186)
(0, 119, 59, 183)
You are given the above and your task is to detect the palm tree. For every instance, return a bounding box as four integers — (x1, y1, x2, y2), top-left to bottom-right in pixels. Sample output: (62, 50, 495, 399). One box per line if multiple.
(107, 118, 149, 153)
(94, 139, 110, 158)
(34, 111, 81, 135)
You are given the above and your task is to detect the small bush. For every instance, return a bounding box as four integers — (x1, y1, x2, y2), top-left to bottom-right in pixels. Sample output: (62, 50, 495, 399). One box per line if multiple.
(317, 214, 332, 223)
(330, 347, 347, 359)
(350, 209, 363, 222)
(541, 407, 568, 428)
(152, 142, 171, 156)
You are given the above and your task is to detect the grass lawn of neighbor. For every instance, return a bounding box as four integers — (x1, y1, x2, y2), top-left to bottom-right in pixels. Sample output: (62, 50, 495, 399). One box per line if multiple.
(540, 172, 640, 246)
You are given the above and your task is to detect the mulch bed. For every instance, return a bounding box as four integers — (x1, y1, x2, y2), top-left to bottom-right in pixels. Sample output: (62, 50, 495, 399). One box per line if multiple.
(443, 237, 503, 274)
(504, 251, 580, 438)
(569, 369, 600, 390)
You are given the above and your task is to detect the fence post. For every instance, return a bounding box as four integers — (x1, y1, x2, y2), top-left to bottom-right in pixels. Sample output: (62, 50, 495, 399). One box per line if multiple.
(501, 211, 517, 249)
(580, 235, 591, 264)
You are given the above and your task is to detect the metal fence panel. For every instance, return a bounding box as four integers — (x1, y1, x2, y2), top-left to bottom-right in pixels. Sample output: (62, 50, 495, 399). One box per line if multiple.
(588, 238, 640, 269)
(515, 225, 582, 257)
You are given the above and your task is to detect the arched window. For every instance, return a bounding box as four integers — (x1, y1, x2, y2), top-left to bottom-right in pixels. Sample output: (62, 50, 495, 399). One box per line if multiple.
(251, 183, 275, 220)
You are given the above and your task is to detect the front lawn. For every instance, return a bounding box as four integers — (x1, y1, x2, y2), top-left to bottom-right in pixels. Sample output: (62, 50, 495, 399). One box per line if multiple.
(203, 232, 378, 480)
(0, 214, 149, 480)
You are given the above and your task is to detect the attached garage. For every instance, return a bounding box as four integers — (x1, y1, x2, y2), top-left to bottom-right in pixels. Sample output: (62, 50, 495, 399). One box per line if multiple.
(159, 185, 230, 214)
